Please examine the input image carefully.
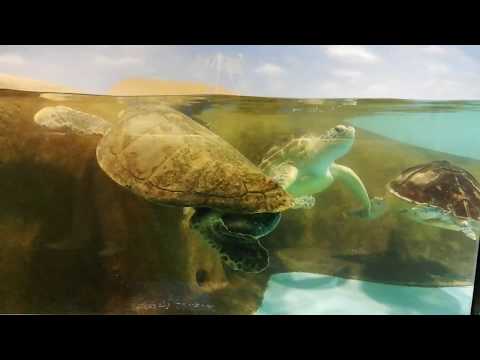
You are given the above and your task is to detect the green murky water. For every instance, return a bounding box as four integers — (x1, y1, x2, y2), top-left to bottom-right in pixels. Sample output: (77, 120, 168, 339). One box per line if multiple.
(0, 89, 478, 314)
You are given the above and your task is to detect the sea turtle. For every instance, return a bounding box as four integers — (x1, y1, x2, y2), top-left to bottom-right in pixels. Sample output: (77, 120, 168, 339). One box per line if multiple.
(188, 208, 282, 272)
(259, 124, 371, 216)
(353, 160, 480, 241)
(33, 104, 298, 273)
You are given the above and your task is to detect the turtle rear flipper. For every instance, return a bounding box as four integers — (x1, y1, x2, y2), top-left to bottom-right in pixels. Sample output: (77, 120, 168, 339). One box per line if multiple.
(349, 196, 387, 219)
(292, 195, 315, 209)
(268, 162, 315, 210)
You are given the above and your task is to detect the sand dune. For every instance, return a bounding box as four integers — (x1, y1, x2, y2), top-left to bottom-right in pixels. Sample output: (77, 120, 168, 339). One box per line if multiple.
(0, 73, 236, 96)
(108, 78, 236, 96)
(0, 73, 79, 93)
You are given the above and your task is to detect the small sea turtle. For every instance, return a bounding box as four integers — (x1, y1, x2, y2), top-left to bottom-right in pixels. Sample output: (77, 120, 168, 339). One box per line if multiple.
(34, 104, 297, 273)
(259, 125, 371, 215)
(354, 160, 480, 241)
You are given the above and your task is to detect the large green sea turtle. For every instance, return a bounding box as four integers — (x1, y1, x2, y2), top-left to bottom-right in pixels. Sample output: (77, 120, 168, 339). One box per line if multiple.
(33, 104, 298, 273)
(259, 125, 371, 216)
(353, 160, 480, 241)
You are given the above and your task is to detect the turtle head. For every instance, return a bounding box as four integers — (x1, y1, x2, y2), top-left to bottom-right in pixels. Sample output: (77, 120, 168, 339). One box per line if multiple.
(313, 124, 355, 162)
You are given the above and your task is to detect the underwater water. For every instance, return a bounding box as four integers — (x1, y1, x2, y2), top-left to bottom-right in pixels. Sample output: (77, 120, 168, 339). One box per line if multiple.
(0, 89, 478, 314)
(256, 273, 473, 315)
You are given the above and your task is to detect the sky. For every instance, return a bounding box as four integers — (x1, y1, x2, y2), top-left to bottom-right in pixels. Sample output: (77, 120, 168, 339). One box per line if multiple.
(1, 45, 480, 99)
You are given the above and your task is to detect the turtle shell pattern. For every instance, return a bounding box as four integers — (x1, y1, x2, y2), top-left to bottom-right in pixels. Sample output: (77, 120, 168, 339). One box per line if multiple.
(96, 105, 293, 214)
(389, 160, 480, 221)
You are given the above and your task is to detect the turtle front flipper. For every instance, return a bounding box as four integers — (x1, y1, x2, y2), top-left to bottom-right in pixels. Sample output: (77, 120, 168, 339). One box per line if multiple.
(406, 206, 480, 241)
(191, 209, 270, 273)
(331, 163, 372, 217)
(34, 106, 112, 136)
(455, 218, 480, 241)
(459, 221, 479, 241)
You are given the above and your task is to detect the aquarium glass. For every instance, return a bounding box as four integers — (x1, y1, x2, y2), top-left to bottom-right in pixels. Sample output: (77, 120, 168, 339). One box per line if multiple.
(0, 89, 478, 315)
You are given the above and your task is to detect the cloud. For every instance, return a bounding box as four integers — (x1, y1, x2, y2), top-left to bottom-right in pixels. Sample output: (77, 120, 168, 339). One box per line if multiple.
(425, 62, 450, 75)
(1, 45, 480, 99)
(94, 55, 144, 66)
(422, 45, 448, 55)
(363, 83, 390, 97)
(189, 52, 245, 89)
(204, 53, 244, 78)
(331, 69, 364, 80)
(0, 53, 27, 66)
(323, 45, 381, 64)
(255, 63, 286, 76)
(307, 45, 480, 99)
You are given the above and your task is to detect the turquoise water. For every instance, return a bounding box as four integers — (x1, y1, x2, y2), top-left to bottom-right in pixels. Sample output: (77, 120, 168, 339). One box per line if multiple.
(256, 273, 473, 315)
(349, 101, 480, 160)
(258, 102, 479, 316)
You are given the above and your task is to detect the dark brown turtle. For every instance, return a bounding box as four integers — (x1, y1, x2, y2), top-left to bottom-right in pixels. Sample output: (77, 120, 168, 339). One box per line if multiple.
(358, 160, 480, 240)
